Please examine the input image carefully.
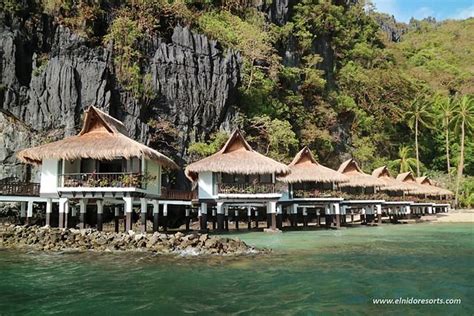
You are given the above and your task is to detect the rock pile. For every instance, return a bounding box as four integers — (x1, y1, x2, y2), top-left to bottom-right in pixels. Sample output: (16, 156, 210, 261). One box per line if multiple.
(0, 225, 265, 256)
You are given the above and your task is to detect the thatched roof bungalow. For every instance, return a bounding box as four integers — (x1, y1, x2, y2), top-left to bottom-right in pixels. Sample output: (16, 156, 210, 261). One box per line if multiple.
(337, 159, 385, 189)
(396, 172, 436, 195)
(417, 176, 454, 196)
(372, 166, 413, 193)
(278, 147, 348, 184)
(185, 130, 290, 181)
(17, 106, 178, 169)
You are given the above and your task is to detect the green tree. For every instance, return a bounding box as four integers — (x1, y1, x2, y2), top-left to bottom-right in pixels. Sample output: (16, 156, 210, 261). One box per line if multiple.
(404, 97, 433, 176)
(434, 94, 456, 177)
(452, 95, 474, 206)
(390, 146, 418, 174)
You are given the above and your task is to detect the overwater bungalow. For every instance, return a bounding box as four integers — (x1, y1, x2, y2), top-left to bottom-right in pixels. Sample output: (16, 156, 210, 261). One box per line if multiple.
(416, 176, 453, 212)
(16, 106, 184, 232)
(372, 166, 418, 220)
(396, 172, 439, 214)
(337, 159, 386, 224)
(185, 130, 290, 231)
(278, 147, 348, 228)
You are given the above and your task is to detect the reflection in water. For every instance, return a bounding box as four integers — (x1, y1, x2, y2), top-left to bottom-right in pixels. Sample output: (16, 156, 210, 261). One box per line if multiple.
(0, 223, 472, 315)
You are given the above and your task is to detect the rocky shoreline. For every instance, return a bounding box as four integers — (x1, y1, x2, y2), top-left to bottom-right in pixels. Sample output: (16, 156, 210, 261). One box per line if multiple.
(0, 225, 265, 256)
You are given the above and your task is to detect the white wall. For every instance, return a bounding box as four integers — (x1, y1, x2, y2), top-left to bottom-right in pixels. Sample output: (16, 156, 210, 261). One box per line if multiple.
(198, 171, 215, 199)
(40, 159, 58, 195)
(144, 159, 161, 196)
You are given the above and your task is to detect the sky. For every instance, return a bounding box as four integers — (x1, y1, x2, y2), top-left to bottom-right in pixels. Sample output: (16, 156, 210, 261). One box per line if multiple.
(371, 0, 474, 23)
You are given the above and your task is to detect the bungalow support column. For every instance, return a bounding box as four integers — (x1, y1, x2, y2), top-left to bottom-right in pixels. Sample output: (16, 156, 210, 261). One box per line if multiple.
(152, 201, 159, 232)
(45, 198, 52, 227)
(247, 206, 252, 230)
(71, 205, 77, 227)
(406, 205, 411, 219)
(224, 206, 229, 231)
(376, 204, 382, 224)
(162, 203, 168, 232)
(216, 202, 224, 231)
(185, 208, 191, 231)
(255, 210, 259, 228)
(26, 201, 34, 225)
(302, 207, 308, 227)
(234, 210, 239, 230)
(58, 198, 68, 228)
(267, 201, 277, 230)
(20, 202, 26, 224)
(96, 200, 104, 232)
(114, 206, 120, 233)
(212, 208, 216, 230)
(316, 209, 321, 227)
(124, 197, 133, 232)
(334, 203, 341, 229)
(325, 204, 331, 228)
(64, 201, 69, 229)
(292, 204, 298, 228)
(427, 206, 433, 214)
(200, 203, 208, 231)
(79, 199, 87, 229)
(140, 198, 147, 233)
(276, 205, 283, 229)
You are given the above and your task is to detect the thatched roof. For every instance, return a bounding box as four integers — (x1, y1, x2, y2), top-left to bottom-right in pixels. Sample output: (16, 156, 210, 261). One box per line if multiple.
(278, 147, 348, 183)
(417, 176, 454, 196)
(337, 159, 385, 188)
(185, 129, 290, 181)
(17, 106, 178, 169)
(396, 172, 437, 195)
(372, 166, 412, 192)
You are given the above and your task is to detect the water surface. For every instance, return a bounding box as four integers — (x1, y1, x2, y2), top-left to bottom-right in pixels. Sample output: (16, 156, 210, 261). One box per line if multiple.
(0, 223, 472, 315)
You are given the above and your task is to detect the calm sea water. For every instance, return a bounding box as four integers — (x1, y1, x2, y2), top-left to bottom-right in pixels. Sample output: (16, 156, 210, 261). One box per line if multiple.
(0, 223, 472, 315)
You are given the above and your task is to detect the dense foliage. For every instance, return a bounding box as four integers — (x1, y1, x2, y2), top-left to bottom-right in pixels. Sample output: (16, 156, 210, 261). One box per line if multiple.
(3, 0, 472, 206)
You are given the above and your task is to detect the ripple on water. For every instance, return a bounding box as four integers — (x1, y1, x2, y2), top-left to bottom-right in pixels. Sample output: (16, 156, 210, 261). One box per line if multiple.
(0, 223, 472, 315)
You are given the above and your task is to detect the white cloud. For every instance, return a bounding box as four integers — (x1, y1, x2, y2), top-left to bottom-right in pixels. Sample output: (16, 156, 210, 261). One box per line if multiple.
(450, 5, 474, 20)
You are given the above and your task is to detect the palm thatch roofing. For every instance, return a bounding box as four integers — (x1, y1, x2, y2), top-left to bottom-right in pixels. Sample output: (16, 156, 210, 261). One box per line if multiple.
(337, 159, 385, 188)
(17, 106, 178, 169)
(372, 166, 413, 192)
(278, 147, 348, 183)
(417, 176, 454, 196)
(185, 129, 290, 181)
(396, 172, 437, 195)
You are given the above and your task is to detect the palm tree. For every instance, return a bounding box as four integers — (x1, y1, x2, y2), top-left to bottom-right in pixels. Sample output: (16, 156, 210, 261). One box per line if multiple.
(435, 94, 456, 178)
(390, 146, 418, 173)
(404, 97, 433, 177)
(452, 95, 474, 206)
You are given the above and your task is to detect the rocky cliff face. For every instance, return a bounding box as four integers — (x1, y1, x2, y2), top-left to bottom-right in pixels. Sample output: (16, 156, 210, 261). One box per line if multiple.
(0, 14, 241, 180)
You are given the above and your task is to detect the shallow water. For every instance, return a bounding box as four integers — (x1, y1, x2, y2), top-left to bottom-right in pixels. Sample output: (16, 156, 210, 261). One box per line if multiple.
(0, 223, 472, 315)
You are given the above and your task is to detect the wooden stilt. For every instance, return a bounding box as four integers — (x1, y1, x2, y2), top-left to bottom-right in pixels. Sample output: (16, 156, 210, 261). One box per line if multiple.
(124, 197, 133, 232)
(200, 203, 208, 231)
(45, 198, 52, 227)
(224, 206, 229, 231)
(185, 208, 190, 231)
(235, 210, 239, 230)
(79, 199, 87, 229)
(58, 198, 67, 228)
(217, 202, 224, 231)
(162, 203, 168, 232)
(114, 206, 120, 233)
(303, 207, 308, 227)
(152, 201, 159, 232)
(140, 198, 147, 233)
(247, 206, 252, 230)
(97, 200, 104, 231)
(255, 210, 259, 228)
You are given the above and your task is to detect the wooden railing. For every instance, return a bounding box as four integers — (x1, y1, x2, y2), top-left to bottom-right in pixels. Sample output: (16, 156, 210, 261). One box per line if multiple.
(293, 189, 336, 198)
(60, 173, 144, 188)
(0, 182, 40, 196)
(218, 182, 276, 194)
(161, 187, 197, 200)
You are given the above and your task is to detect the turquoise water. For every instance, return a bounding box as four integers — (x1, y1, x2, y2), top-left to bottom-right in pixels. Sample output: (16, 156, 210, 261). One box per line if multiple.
(0, 223, 472, 315)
